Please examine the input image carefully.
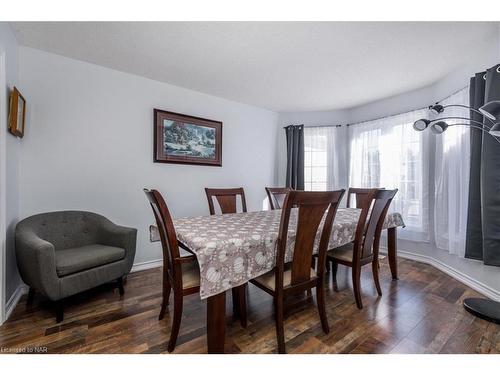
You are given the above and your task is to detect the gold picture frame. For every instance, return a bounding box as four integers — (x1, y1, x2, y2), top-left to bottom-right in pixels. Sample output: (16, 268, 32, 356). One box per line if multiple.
(8, 87, 26, 138)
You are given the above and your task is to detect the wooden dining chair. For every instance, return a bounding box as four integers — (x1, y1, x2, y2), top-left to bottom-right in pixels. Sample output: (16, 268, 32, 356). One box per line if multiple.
(265, 187, 292, 210)
(250, 189, 345, 353)
(144, 188, 245, 352)
(205, 187, 247, 215)
(346, 187, 378, 208)
(205, 187, 248, 325)
(328, 188, 398, 309)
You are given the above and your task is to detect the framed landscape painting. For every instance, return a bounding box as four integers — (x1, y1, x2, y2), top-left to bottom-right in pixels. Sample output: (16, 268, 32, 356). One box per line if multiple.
(154, 109, 222, 166)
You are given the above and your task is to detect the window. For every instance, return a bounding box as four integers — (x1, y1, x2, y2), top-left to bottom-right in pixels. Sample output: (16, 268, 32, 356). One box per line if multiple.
(304, 126, 346, 191)
(302, 87, 470, 253)
(349, 108, 430, 241)
(304, 129, 327, 191)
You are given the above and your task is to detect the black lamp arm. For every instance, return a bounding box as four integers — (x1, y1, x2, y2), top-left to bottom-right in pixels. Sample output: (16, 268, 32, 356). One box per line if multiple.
(439, 104, 496, 125)
(445, 123, 500, 145)
(429, 116, 491, 130)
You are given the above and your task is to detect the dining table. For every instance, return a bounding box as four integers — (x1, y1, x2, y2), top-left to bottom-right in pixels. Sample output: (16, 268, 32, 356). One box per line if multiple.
(150, 207, 405, 353)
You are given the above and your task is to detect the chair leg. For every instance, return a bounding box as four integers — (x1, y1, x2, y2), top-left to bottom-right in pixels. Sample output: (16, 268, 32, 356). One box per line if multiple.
(167, 292, 183, 353)
(117, 277, 125, 296)
(316, 282, 329, 334)
(232, 284, 247, 328)
(352, 267, 363, 309)
(325, 260, 331, 273)
(159, 276, 171, 321)
(274, 296, 286, 354)
(26, 287, 35, 306)
(308, 257, 316, 298)
(331, 261, 339, 292)
(55, 300, 64, 323)
(372, 260, 382, 296)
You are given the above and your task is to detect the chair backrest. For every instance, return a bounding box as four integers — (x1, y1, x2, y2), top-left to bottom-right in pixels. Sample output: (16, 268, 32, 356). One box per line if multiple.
(144, 189, 181, 286)
(352, 188, 398, 262)
(15, 211, 106, 250)
(205, 187, 247, 215)
(346, 187, 378, 208)
(275, 189, 345, 289)
(265, 187, 292, 210)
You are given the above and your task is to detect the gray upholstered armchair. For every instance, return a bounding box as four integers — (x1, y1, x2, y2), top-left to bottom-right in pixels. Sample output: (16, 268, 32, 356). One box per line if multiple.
(15, 211, 137, 322)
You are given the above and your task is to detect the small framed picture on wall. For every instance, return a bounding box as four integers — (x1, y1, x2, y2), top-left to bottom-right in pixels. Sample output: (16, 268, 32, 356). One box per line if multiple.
(8, 87, 26, 138)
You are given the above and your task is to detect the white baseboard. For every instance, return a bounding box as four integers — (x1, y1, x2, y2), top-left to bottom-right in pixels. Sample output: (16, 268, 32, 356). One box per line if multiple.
(130, 259, 162, 273)
(4, 284, 28, 322)
(380, 247, 500, 302)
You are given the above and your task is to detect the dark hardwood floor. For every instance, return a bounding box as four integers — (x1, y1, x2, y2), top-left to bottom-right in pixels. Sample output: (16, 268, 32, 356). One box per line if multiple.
(1, 258, 499, 354)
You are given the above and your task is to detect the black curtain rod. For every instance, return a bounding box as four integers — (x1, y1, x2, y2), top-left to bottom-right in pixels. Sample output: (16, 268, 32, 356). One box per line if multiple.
(284, 86, 469, 129)
(345, 106, 428, 126)
(305, 124, 342, 128)
(346, 86, 468, 127)
(284, 124, 342, 129)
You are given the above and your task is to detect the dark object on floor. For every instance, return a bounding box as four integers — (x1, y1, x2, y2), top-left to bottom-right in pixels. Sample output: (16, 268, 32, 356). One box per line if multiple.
(15, 211, 137, 322)
(463, 297, 500, 324)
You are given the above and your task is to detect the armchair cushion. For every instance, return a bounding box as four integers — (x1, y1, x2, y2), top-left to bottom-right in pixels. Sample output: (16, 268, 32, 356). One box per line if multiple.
(55, 244, 125, 277)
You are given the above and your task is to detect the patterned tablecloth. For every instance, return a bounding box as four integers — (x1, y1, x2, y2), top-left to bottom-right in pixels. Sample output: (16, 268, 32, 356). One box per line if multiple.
(149, 208, 405, 299)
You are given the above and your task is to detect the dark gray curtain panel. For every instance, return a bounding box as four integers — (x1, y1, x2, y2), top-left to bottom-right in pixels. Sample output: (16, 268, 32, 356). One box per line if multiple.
(465, 72, 486, 260)
(465, 64, 500, 266)
(285, 125, 304, 190)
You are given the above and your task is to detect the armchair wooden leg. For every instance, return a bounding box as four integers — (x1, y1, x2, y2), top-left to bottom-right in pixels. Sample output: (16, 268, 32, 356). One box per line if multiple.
(26, 287, 35, 307)
(117, 277, 125, 296)
(55, 300, 64, 323)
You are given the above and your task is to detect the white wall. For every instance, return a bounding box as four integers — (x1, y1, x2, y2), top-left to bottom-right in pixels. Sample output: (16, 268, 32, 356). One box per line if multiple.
(0, 23, 21, 314)
(18, 47, 279, 266)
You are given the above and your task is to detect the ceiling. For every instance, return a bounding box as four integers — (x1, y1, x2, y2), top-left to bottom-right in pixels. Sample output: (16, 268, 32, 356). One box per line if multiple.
(10, 22, 499, 112)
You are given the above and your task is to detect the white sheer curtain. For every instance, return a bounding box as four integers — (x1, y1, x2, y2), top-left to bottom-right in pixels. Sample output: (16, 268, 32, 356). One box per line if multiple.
(302, 88, 470, 255)
(304, 126, 347, 191)
(349, 109, 431, 241)
(434, 87, 470, 256)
